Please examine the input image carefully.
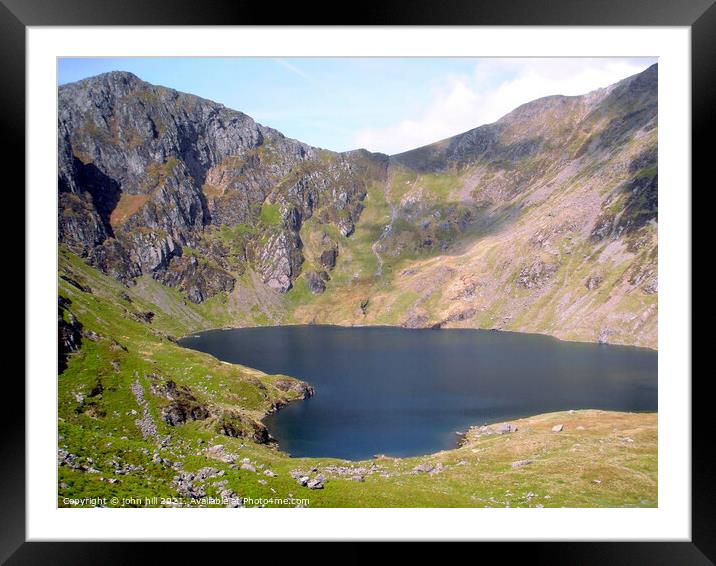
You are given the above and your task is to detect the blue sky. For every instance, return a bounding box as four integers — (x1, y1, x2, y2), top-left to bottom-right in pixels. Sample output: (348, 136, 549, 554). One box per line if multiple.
(58, 57, 656, 155)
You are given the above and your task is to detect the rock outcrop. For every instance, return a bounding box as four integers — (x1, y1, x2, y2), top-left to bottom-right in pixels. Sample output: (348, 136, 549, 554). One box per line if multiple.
(58, 296, 83, 372)
(159, 380, 210, 426)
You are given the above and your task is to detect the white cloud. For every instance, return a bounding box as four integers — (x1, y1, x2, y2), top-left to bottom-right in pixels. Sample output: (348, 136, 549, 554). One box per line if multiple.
(351, 58, 655, 155)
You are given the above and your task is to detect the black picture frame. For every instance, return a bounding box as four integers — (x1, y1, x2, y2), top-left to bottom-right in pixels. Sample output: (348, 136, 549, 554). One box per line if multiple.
(7, 0, 706, 561)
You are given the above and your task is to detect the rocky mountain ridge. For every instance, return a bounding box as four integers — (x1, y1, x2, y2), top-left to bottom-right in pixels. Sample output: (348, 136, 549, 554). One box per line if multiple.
(59, 71, 388, 298)
(58, 65, 657, 348)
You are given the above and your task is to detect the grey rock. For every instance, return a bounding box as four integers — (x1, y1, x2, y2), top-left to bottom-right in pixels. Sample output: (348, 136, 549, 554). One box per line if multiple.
(319, 248, 338, 270)
(307, 476, 325, 489)
(58, 297, 83, 372)
(495, 423, 518, 434)
(585, 275, 603, 290)
(517, 261, 559, 289)
(305, 271, 327, 294)
(598, 329, 613, 344)
(274, 378, 314, 400)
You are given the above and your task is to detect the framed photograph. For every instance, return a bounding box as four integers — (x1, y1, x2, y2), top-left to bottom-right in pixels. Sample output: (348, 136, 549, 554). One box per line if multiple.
(9, 0, 707, 560)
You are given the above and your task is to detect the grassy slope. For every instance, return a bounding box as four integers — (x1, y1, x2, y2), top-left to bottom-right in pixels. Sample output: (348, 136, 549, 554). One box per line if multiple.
(59, 248, 656, 508)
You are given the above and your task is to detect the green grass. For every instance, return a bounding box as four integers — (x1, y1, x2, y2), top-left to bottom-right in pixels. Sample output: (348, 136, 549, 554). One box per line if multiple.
(417, 172, 462, 201)
(374, 291, 420, 325)
(259, 203, 283, 227)
(635, 165, 657, 179)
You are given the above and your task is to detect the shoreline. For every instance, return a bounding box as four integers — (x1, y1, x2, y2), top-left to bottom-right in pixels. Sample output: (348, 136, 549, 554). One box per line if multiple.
(177, 322, 659, 353)
(265, 407, 660, 463)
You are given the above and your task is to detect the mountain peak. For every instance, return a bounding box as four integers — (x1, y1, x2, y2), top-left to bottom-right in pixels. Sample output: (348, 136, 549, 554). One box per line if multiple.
(391, 63, 657, 172)
(61, 70, 143, 89)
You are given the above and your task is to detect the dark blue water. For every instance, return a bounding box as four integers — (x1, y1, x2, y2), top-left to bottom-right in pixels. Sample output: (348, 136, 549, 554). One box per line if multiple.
(179, 326, 657, 460)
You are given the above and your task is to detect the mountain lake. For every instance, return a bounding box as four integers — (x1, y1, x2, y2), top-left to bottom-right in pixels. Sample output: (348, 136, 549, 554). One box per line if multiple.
(179, 325, 657, 460)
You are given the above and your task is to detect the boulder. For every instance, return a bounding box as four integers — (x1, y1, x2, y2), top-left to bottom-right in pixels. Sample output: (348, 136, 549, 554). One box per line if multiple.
(585, 275, 603, 290)
(319, 248, 338, 270)
(517, 260, 559, 289)
(495, 423, 518, 434)
(307, 478, 324, 489)
(305, 271, 327, 294)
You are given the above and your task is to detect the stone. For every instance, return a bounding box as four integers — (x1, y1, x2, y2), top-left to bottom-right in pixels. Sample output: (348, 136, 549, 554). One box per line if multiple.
(305, 271, 327, 294)
(307, 478, 324, 489)
(274, 379, 314, 400)
(511, 459, 533, 468)
(495, 423, 518, 434)
(552, 424, 564, 432)
(585, 275, 603, 290)
(598, 329, 613, 344)
(428, 463, 446, 475)
(517, 261, 559, 289)
(319, 248, 338, 270)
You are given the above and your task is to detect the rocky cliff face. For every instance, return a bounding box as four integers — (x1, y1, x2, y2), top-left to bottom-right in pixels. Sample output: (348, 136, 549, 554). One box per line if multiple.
(58, 65, 657, 348)
(58, 72, 388, 298)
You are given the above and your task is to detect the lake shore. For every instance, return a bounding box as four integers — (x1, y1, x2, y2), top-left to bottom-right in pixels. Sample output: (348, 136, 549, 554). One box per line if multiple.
(181, 322, 659, 352)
